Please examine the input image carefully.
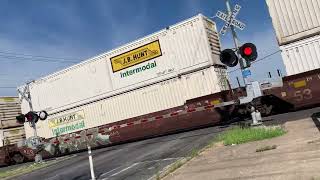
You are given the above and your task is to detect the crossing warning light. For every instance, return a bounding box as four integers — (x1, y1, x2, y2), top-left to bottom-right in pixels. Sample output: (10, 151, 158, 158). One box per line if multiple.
(25, 111, 39, 123)
(16, 111, 48, 124)
(39, 111, 48, 121)
(239, 43, 257, 62)
(16, 114, 26, 124)
(220, 49, 238, 67)
(220, 43, 258, 68)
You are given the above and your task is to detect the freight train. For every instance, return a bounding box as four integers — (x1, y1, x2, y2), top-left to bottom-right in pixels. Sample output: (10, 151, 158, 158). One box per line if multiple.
(0, 67, 319, 166)
(2, 1, 320, 165)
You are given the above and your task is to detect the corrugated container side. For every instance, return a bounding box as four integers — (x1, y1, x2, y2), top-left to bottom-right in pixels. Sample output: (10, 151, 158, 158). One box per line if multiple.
(20, 14, 223, 114)
(266, 0, 320, 45)
(0, 97, 23, 129)
(280, 34, 320, 76)
(24, 66, 228, 139)
(0, 126, 25, 147)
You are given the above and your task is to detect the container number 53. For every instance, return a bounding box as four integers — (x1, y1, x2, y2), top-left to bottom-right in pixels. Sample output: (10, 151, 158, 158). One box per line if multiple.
(294, 89, 312, 101)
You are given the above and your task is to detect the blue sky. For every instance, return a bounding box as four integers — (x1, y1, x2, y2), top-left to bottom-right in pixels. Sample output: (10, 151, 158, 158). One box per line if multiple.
(0, 0, 285, 96)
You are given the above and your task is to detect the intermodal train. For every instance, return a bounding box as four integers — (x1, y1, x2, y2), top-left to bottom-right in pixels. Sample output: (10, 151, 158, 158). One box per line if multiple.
(0, 67, 319, 166)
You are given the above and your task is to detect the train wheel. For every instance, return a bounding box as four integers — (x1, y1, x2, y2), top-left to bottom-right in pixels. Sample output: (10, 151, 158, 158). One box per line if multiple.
(12, 153, 24, 164)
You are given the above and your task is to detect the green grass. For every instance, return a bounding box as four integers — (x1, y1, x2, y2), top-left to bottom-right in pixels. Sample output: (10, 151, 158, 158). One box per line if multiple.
(0, 162, 49, 179)
(218, 126, 286, 146)
(168, 160, 184, 174)
(155, 126, 286, 179)
(0, 155, 75, 179)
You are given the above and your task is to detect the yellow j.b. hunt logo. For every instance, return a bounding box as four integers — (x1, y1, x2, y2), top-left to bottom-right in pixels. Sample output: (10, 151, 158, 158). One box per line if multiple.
(48, 110, 85, 128)
(110, 40, 162, 72)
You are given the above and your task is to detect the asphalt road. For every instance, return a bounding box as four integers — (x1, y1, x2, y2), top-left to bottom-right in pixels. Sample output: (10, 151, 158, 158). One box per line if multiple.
(9, 106, 320, 180)
(11, 125, 231, 180)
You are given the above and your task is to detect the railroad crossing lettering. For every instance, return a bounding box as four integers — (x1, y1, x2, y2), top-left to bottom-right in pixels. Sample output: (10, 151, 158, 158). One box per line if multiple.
(216, 4, 246, 35)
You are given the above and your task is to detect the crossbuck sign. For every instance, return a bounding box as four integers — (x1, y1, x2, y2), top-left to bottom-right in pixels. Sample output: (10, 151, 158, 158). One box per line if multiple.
(216, 4, 246, 35)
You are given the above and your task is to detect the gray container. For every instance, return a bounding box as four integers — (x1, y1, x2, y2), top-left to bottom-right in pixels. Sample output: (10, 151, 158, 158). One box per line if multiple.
(0, 97, 23, 129)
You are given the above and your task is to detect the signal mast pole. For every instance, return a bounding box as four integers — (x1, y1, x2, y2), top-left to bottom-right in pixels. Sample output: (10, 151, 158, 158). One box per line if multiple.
(225, 0, 249, 86)
(26, 83, 38, 139)
(19, 81, 42, 162)
(224, 0, 262, 125)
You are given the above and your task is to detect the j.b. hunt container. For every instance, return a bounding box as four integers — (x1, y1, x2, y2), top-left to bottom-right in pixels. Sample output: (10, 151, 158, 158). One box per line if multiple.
(20, 14, 224, 114)
(24, 66, 228, 139)
(19, 14, 229, 138)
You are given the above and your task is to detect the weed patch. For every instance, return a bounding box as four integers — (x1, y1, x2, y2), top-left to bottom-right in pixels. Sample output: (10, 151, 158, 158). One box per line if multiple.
(218, 126, 285, 146)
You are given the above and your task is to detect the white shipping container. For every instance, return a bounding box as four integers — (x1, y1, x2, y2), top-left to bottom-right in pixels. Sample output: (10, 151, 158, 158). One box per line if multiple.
(266, 0, 320, 45)
(0, 97, 23, 129)
(20, 14, 223, 114)
(280, 34, 320, 76)
(24, 66, 228, 139)
(0, 126, 25, 147)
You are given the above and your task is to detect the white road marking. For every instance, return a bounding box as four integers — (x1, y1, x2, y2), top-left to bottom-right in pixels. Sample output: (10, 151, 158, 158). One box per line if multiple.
(110, 163, 139, 177)
(46, 174, 61, 180)
(99, 166, 123, 178)
(99, 157, 183, 180)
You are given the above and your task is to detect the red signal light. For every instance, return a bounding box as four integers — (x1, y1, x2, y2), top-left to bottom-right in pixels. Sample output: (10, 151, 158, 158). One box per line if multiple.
(25, 111, 39, 123)
(243, 47, 252, 56)
(25, 114, 33, 121)
(239, 43, 257, 63)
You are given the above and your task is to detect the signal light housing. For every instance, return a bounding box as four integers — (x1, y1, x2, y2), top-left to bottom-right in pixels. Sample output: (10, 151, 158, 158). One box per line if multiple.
(239, 43, 257, 62)
(220, 49, 239, 67)
(25, 111, 39, 123)
(16, 114, 26, 124)
(39, 111, 48, 121)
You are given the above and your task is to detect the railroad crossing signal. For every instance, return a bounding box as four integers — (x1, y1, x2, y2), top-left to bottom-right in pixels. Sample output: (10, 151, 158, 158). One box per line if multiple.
(220, 43, 258, 68)
(216, 4, 246, 35)
(239, 43, 258, 63)
(16, 110, 48, 125)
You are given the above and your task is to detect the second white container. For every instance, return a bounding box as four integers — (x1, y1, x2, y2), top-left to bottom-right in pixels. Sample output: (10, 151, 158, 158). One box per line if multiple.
(266, 0, 320, 45)
(280, 34, 320, 76)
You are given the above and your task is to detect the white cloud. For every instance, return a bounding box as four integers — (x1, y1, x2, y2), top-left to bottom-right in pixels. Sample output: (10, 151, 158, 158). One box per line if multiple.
(0, 1, 152, 96)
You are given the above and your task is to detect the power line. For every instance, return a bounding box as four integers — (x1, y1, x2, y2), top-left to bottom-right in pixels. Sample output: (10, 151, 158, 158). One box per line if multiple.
(0, 49, 86, 64)
(0, 54, 79, 64)
(0, 50, 83, 61)
(227, 50, 281, 74)
(0, 87, 16, 89)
